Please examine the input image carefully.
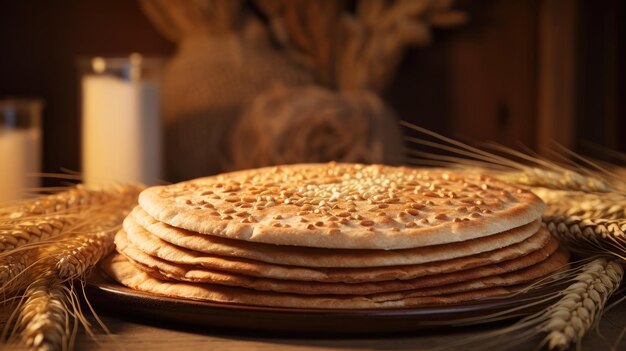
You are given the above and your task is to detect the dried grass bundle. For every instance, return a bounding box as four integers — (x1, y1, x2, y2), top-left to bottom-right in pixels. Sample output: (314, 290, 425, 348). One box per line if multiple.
(230, 84, 403, 170)
(257, 0, 466, 91)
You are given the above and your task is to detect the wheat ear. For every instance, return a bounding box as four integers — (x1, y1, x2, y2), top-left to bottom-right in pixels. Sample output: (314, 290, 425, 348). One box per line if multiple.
(0, 182, 141, 350)
(2, 231, 117, 350)
(0, 183, 143, 220)
(0, 216, 79, 252)
(14, 273, 71, 351)
(543, 258, 623, 350)
(544, 216, 626, 260)
(531, 188, 626, 220)
(401, 121, 614, 193)
(0, 250, 39, 296)
(51, 231, 116, 281)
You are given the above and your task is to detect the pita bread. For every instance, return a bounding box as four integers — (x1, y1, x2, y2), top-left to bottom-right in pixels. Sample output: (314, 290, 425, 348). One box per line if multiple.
(139, 163, 546, 249)
(125, 211, 541, 268)
(101, 252, 566, 309)
(117, 230, 560, 295)
(116, 226, 553, 283)
(372, 249, 569, 301)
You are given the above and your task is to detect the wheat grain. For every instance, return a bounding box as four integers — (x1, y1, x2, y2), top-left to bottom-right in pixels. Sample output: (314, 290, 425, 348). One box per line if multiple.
(1, 202, 133, 294)
(0, 182, 141, 350)
(52, 231, 115, 281)
(497, 168, 610, 193)
(0, 183, 143, 220)
(0, 182, 139, 296)
(0, 216, 79, 252)
(532, 188, 626, 219)
(543, 215, 626, 259)
(544, 258, 623, 350)
(16, 273, 70, 351)
(0, 250, 38, 295)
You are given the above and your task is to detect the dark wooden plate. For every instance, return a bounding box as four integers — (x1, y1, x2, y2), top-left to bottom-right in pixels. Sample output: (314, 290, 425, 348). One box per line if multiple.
(85, 268, 556, 335)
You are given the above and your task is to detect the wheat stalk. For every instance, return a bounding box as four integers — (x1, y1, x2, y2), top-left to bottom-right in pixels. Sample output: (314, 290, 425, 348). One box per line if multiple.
(0, 250, 38, 296)
(2, 231, 117, 350)
(401, 121, 615, 193)
(422, 258, 624, 351)
(0, 182, 141, 350)
(0, 184, 142, 220)
(0, 216, 79, 252)
(532, 188, 626, 220)
(52, 231, 116, 281)
(544, 215, 626, 260)
(498, 168, 610, 193)
(14, 273, 71, 351)
(543, 258, 623, 350)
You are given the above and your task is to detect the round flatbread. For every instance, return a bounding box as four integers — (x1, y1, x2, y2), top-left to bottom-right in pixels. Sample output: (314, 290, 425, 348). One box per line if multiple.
(116, 226, 553, 283)
(126, 208, 541, 268)
(372, 249, 569, 301)
(101, 251, 568, 309)
(138, 163, 546, 249)
(117, 230, 560, 295)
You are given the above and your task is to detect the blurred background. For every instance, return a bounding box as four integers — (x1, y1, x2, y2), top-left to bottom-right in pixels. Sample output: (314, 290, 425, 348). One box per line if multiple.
(0, 0, 624, 191)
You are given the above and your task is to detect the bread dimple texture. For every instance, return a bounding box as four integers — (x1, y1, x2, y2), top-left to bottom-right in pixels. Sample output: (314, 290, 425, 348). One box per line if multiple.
(139, 163, 546, 249)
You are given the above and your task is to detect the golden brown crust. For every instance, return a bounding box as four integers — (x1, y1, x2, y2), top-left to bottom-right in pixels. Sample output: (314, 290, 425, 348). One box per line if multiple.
(139, 163, 546, 249)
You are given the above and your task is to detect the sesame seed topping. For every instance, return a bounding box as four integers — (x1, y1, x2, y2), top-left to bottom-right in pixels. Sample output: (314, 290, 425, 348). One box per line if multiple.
(155, 164, 539, 248)
(405, 209, 419, 216)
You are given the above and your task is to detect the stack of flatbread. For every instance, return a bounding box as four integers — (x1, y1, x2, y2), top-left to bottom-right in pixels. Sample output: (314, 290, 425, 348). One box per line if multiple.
(102, 163, 568, 309)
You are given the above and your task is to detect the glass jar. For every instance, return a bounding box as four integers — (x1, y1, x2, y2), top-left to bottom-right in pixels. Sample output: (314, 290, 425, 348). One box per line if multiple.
(0, 98, 43, 202)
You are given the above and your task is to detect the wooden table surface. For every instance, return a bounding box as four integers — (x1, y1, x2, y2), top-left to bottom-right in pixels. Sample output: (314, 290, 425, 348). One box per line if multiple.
(0, 302, 626, 351)
(3, 298, 625, 350)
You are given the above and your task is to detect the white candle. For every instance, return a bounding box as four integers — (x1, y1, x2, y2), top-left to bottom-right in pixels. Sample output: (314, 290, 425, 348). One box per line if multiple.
(81, 56, 162, 186)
